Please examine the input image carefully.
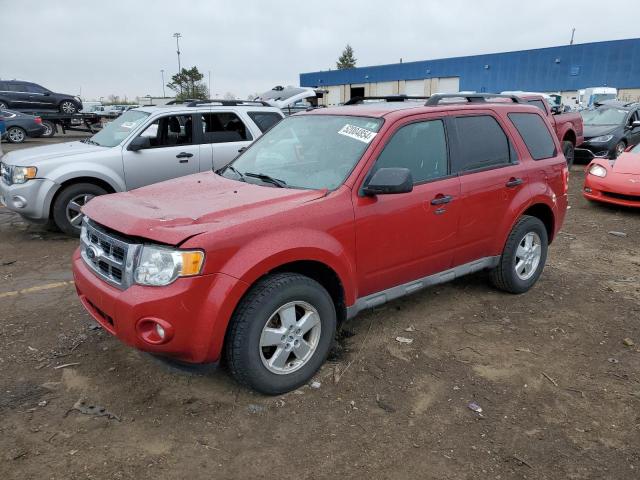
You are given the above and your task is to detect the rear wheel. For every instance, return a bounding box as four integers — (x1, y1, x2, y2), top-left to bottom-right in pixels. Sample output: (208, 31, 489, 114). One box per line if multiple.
(59, 100, 78, 114)
(491, 215, 548, 294)
(52, 183, 107, 236)
(225, 273, 336, 395)
(562, 141, 574, 168)
(41, 120, 56, 138)
(6, 126, 26, 144)
(0, 101, 8, 110)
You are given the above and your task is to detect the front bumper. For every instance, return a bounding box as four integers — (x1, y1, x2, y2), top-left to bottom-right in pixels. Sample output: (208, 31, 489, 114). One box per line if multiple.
(575, 145, 613, 161)
(583, 175, 640, 208)
(72, 249, 248, 363)
(0, 178, 58, 221)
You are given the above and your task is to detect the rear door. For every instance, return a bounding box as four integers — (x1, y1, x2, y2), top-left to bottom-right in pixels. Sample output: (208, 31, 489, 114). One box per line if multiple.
(354, 114, 461, 296)
(200, 111, 254, 171)
(122, 113, 200, 189)
(7, 82, 32, 109)
(449, 111, 529, 265)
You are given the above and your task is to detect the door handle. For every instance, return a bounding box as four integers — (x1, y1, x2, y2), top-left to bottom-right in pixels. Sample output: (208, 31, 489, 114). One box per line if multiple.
(506, 177, 524, 188)
(176, 152, 193, 159)
(430, 194, 453, 205)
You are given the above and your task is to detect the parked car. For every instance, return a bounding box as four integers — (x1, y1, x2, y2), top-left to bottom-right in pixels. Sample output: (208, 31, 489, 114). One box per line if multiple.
(511, 93, 584, 166)
(583, 143, 640, 207)
(0, 101, 284, 234)
(575, 101, 640, 161)
(1, 109, 45, 143)
(71, 93, 569, 394)
(0, 115, 5, 157)
(579, 87, 617, 109)
(81, 101, 103, 113)
(0, 80, 82, 114)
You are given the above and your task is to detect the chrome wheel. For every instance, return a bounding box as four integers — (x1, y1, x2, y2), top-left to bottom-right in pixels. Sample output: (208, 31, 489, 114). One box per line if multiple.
(8, 127, 25, 143)
(42, 122, 53, 136)
(61, 101, 77, 114)
(514, 232, 541, 281)
(259, 301, 321, 375)
(66, 194, 94, 227)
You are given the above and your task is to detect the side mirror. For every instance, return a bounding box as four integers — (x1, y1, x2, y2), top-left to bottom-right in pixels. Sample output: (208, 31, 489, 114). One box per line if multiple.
(362, 167, 413, 196)
(128, 136, 151, 151)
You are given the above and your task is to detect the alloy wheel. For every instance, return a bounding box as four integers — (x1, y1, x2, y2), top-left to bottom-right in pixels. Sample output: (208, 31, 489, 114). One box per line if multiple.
(8, 127, 25, 143)
(61, 101, 76, 114)
(259, 301, 322, 375)
(514, 232, 542, 281)
(66, 194, 95, 227)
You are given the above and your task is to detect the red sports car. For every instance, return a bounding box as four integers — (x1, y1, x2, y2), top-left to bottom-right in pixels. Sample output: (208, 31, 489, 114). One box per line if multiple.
(583, 144, 640, 207)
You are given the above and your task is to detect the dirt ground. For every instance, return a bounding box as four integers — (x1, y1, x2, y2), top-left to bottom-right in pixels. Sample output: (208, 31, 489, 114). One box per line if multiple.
(1, 135, 639, 480)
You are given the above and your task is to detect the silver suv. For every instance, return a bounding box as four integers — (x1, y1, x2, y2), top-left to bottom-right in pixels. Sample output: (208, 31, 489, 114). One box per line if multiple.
(0, 100, 284, 235)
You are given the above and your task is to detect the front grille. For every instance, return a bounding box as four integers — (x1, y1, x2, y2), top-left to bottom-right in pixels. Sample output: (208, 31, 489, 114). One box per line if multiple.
(603, 191, 640, 203)
(80, 218, 140, 289)
(0, 162, 12, 185)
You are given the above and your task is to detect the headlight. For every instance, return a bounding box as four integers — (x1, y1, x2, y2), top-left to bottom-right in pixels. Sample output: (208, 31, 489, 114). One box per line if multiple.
(588, 135, 613, 143)
(134, 245, 204, 286)
(13, 166, 38, 184)
(588, 164, 607, 178)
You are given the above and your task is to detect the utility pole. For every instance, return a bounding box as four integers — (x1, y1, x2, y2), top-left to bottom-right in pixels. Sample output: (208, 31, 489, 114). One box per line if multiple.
(173, 33, 182, 73)
(160, 69, 166, 98)
(208, 70, 211, 97)
(570, 28, 575, 45)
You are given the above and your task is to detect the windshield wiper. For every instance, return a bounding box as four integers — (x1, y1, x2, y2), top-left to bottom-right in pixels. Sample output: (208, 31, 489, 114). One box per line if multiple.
(244, 172, 287, 188)
(81, 138, 101, 146)
(220, 164, 246, 181)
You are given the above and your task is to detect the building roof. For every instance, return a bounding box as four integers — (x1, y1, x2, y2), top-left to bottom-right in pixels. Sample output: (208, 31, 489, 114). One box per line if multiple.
(300, 38, 640, 92)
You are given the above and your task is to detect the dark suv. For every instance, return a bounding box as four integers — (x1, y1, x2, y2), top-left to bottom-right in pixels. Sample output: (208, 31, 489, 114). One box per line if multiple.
(0, 80, 82, 114)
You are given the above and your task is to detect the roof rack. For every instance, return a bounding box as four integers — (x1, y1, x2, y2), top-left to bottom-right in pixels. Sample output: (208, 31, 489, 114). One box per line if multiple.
(425, 93, 522, 106)
(344, 95, 430, 105)
(165, 99, 271, 107)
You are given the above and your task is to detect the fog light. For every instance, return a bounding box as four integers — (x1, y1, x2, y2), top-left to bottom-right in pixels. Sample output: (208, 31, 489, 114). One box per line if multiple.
(584, 187, 592, 193)
(155, 324, 165, 339)
(11, 195, 27, 209)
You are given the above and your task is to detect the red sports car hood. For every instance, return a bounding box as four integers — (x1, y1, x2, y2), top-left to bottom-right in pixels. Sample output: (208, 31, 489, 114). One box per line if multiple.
(82, 172, 327, 245)
(612, 152, 640, 174)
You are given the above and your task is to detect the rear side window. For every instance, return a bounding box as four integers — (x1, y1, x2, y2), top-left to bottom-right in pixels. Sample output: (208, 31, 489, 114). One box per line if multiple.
(201, 112, 252, 143)
(452, 115, 511, 172)
(7, 83, 27, 92)
(247, 111, 283, 133)
(508, 113, 557, 160)
(373, 119, 448, 184)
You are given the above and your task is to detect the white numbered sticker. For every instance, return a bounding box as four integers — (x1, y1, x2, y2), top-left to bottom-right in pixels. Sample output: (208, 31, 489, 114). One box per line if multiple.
(338, 124, 377, 144)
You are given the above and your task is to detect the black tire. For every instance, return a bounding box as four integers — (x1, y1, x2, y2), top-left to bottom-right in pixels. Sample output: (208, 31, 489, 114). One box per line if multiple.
(6, 126, 26, 144)
(225, 272, 336, 395)
(491, 215, 548, 294)
(41, 120, 56, 138)
(59, 100, 78, 114)
(562, 141, 574, 168)
(52, 183, 107, 236)
(613, 140, 626, 158)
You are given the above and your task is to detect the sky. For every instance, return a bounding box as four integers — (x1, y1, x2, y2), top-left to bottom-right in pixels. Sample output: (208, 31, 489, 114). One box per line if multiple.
(1, 0, 638, 101)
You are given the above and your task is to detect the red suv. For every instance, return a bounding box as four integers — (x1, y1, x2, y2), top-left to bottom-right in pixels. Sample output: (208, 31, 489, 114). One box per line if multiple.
(72, 94, 568, 394)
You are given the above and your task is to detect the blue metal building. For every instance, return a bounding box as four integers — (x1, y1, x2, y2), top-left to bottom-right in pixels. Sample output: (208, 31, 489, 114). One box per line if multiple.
(300, 38, 640, 93)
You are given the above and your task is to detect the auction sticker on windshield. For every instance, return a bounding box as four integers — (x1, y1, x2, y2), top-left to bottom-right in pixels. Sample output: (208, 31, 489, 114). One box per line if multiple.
(338, 124, 378, 144)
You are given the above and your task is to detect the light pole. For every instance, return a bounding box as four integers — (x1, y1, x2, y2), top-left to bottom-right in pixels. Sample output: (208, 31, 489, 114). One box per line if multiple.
(160, 69, 166, 98)
(208, 70, 211, 98)
(173, 33, 182, 73)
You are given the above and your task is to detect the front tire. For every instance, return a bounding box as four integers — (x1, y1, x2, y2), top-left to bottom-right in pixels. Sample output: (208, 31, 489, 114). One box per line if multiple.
(52, 183, 107, 236)
(7, 126, 26, 143)
(562, 141, 574, 168)
(491, 215, 548, 294)
(225, 273, 336, 395)
(60, 100, 78, 114)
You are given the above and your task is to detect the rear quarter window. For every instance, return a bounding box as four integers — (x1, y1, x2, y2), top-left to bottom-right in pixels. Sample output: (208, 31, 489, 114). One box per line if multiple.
(527, 99, 547, 113)
(508, 113, 557, 160)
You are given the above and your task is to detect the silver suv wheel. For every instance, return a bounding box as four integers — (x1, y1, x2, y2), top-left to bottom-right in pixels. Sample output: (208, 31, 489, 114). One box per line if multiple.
(259, 300, 322, 375)
(66, 194, 95, 228)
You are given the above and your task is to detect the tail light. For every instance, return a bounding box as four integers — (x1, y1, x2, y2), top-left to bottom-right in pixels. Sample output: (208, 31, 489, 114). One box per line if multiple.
(34, 117, 42, 125)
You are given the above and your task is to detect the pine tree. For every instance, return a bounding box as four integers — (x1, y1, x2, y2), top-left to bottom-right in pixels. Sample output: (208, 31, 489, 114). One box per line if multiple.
(337, 44, 357, 70)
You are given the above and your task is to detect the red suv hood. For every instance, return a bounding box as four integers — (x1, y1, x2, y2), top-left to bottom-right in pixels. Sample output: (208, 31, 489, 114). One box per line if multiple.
(82, 172, 327, 245)
(612, 152, 640, 174)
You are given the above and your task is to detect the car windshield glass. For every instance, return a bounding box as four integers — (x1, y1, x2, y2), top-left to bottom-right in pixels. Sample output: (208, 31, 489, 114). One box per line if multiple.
(592, 94, 616, 104)
(221, 115, 383, 190)
(89, 110, 150, 147)
(581, 108, 627, 126)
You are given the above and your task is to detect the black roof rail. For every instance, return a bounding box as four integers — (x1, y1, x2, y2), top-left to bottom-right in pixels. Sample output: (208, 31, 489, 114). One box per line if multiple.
(344, 95, 430, 105)
(425, 93, 523, 106)
(184, 99, 271, 107)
